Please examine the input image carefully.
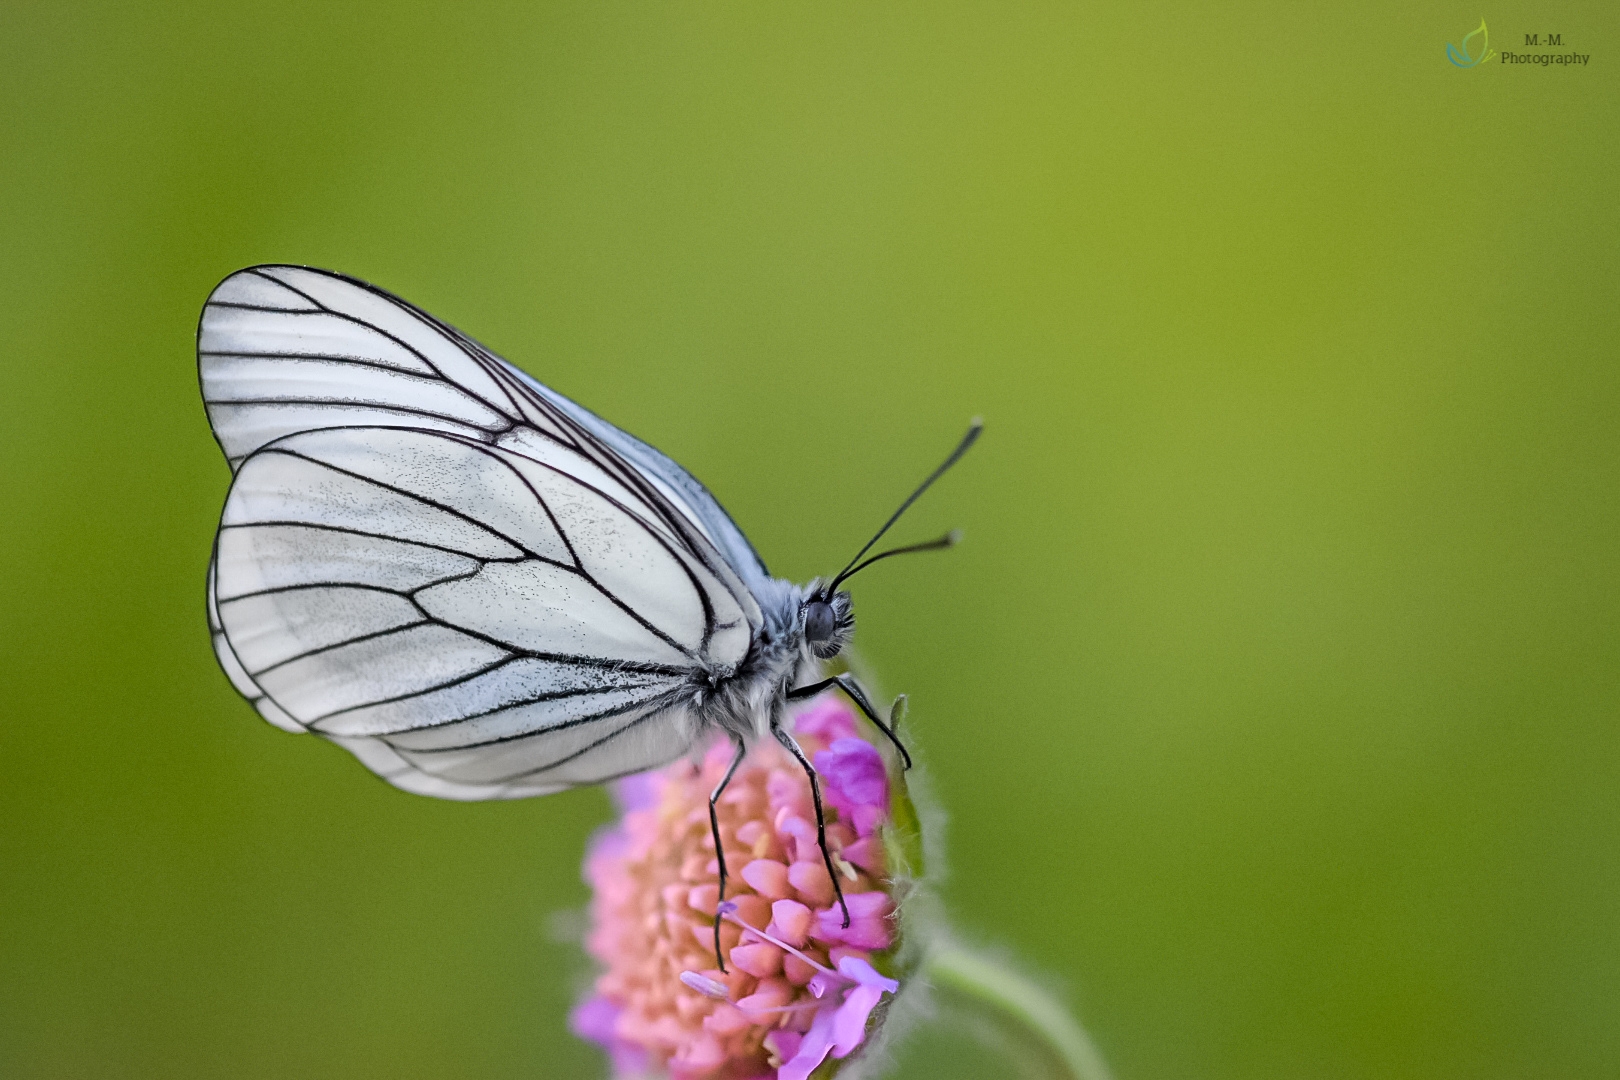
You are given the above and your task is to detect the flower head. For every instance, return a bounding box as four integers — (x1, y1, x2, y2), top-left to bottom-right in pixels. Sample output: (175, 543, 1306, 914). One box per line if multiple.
(573, 697, 905, 1079)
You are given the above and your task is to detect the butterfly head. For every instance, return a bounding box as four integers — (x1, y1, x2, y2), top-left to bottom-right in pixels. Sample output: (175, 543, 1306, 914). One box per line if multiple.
(795, 420, 983, 663)
(801, 588, 855, 660)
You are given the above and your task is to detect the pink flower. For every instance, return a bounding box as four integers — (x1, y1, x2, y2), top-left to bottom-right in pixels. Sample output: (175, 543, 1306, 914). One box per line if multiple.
(574, 697, 902, 1079)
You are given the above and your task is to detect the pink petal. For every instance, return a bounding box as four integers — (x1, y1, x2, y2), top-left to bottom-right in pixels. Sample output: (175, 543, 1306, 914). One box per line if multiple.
(828, 945, 867, 969)
(831, 984, 884, 1057)
(736, 981, 794, 1015)
(777, 1004, 838, 1080)
(609, 1043, 649, 1077)
(810, 907, 893, 950)
(839, 917, 893, 951)
(767, 771, 812, 818)
(836, 955, 899, 993)
(730, 942, 784, 979)
(852, 803, 885, 838)
(767, 899, 813, 948)
(609, 771, 661, 812)
(775, 815, 818, 863)
(584, 825, 630, 875)
(663, 909, 694, 941)
(844, 891, 894, 919)
(731, 893, 773, 929)
(783, 952, 820, 986)
(840, 836, 885, 875)
(740, 859, 793, 901)
(702, 1003, 753, 1035)
(787, 861, 835, 907)
(687, 918, 717, 951)
(763, 1028, 802, 1063)
(814, 738, 888, 817)
(673, 1031, 727, 1071)
(687, 883, 719, 916)
(793, 699, 859, 744)
(568, 995, 619, 1046)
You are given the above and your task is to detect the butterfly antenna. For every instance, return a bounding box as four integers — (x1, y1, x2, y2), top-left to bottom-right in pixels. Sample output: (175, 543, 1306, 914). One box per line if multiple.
(826, 419, 982, 595)
(834, 529, 962, 587)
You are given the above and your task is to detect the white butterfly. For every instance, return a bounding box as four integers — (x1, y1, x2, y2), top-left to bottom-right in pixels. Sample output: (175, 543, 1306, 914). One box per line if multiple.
(199, 265, 976, 952)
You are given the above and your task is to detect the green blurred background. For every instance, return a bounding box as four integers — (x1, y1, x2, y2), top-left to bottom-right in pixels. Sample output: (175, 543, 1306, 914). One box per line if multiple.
(2, 2, 1617, 1077)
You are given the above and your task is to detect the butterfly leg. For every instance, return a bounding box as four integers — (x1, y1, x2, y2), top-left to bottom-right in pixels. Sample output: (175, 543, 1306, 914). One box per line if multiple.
(772, 725, 852, 930)
(786, 674, 912, 770)
(710, 734, 748, 973)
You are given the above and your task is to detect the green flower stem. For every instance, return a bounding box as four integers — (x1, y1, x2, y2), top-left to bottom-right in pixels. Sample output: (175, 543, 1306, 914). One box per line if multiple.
(922, 944, 1116, 1080)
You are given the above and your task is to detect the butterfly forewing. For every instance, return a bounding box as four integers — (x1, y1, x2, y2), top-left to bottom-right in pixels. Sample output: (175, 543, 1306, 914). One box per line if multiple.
(200, 265, 763, 799)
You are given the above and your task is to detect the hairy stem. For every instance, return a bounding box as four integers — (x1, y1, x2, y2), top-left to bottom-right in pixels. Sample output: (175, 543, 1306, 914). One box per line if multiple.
(922, 944, 1116, 1080)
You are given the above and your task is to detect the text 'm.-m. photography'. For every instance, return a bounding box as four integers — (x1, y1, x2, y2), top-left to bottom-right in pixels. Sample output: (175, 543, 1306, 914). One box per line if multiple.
(1446, 20, 1591, 68)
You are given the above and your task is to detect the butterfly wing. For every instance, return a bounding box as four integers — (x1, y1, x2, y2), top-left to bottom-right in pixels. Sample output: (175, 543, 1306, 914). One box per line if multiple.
(199, 265, 761, 799)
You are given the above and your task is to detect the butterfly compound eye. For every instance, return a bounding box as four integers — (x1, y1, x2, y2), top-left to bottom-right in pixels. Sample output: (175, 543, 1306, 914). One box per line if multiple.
(802, 593, 853, 659)
(804, 600, 837, 644)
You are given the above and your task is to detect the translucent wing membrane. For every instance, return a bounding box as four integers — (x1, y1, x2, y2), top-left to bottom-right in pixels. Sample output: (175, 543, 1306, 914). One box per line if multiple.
(200, 265, 762, 799)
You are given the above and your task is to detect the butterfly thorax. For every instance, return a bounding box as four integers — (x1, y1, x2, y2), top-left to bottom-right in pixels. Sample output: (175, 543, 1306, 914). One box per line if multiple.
(685, 577, 853, 745)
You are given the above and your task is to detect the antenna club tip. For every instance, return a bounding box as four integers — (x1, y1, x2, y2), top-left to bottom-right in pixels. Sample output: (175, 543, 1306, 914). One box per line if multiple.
(946, 528, 964, 546)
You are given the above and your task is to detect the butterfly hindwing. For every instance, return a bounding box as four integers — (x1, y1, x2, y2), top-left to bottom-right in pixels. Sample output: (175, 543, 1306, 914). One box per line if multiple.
(199, 266, 761, 798)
